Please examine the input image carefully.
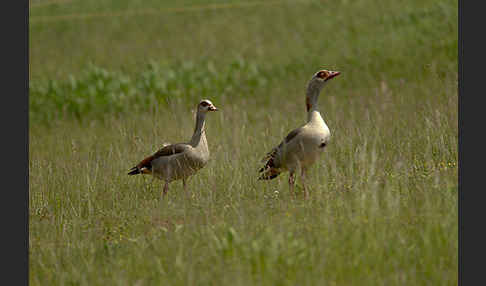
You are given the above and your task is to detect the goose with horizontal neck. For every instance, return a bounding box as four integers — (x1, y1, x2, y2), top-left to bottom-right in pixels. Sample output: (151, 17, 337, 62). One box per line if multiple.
(259, 69, 341, 198)
(128, 99, 218, 196)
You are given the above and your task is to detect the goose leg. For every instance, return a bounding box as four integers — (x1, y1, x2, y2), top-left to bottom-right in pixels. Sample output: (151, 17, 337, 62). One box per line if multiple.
(288, 172, 296, 198)
(182, 178, 189, 199)
(301, 167, 308, 200)
(163, 181, 169, 196)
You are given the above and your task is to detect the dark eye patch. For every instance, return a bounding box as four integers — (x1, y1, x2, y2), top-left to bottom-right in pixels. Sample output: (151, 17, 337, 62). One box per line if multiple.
(318, 71, 327, 79)
(200, 101, 209, 107)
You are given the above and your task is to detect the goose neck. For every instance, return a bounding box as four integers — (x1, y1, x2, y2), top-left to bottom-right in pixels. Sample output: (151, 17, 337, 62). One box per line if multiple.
(190, 112, 207, 147)
(306, 82, 323, 121)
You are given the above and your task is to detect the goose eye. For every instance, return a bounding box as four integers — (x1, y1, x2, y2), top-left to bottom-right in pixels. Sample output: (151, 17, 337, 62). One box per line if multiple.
(318, 71, 327, 79)
(200, 101, 209, 107)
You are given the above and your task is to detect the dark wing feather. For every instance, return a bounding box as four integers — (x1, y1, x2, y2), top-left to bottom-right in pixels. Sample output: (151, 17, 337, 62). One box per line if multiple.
(261, 127, 304, 163)
(128, 143, 190, 175)
(283, 127, 304, 144)
(152, 143, 190, 158)
(259, 127, 305, 178)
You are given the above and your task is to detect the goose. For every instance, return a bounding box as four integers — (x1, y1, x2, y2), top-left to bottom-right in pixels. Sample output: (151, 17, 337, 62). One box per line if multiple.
(128, 99, 218, 196)
(258, 69, 341, 198)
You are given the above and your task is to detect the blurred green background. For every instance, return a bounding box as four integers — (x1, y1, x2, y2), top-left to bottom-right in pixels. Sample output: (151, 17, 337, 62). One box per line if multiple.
(29, 0, 456, 123)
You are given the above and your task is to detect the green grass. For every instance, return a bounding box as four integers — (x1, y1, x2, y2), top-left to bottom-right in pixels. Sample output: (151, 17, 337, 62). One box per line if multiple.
(29, 0, 458, 285)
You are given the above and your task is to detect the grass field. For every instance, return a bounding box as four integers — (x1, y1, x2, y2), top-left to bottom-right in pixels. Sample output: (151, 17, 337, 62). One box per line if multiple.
(29, 0, 458, 285)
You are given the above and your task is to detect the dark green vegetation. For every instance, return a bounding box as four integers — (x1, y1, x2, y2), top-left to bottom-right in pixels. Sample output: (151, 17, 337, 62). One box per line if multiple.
(29, 0, 458, 285)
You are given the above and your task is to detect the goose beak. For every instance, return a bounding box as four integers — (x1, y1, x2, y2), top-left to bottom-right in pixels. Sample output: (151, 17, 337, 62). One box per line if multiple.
(325, 71, 341, 81)
(209, 106, 218, 111)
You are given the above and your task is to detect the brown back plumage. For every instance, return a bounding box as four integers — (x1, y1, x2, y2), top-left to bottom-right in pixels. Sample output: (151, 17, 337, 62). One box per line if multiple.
(258, 144, 282, 180)
(258, 127, 305, 180)
(128, 143, 189, 175)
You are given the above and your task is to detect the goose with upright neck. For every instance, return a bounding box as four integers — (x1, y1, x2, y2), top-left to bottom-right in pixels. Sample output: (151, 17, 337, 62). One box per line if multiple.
(128, 99, 218, 196)
(259, 69, 341, 198)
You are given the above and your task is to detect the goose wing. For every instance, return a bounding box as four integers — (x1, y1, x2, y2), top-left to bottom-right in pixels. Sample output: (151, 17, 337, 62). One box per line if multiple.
(128, 143, 191, 174)
(258, 126, 305, 179)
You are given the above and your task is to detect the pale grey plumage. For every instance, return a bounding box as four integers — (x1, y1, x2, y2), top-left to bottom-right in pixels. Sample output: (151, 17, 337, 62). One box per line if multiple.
(128, 99, 218, 195)
(259, 69, 341, 198)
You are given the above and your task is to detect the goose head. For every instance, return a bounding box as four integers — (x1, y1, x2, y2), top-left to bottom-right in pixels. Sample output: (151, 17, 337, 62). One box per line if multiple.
(305, 69, 341, 111)
(311, 69, 341, 85)
(198, 99, 218, 113)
